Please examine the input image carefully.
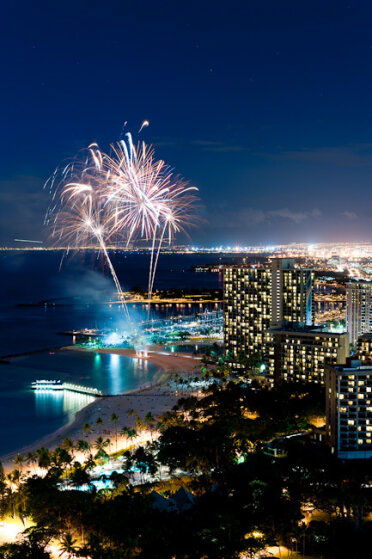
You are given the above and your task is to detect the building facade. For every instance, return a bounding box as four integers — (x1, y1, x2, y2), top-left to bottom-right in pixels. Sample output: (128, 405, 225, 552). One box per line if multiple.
(224, 258, 314, 361)
(224, 265, 271, 360)
(271, 258, 314, 326)
(346, 281, 372, 344)
(326, 361, 372, 459)
(357, 333, 372, 363)
(267, 325, 349, 385)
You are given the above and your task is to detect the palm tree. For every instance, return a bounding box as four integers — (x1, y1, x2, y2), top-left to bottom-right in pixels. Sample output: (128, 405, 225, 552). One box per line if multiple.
(95, 417, 103, 429)
(59, 533, 78, 557)
(68, 465, 91, 490)
(7, 469, 24, 491)
(13, 454, 24, 469)
(51, 447, 73, 470)
(83, 422, 92, 437)
(25, 452, 36, 474)
(120, 425, 129, 438)
(120, 426, 137, 448)
(84, 454, 96, 472)
(36, 447, 51, 472)
(94, 436, 110, 454)
(110, 413, 120, 451)
(135, 415, 146, 433)
(132, 446, 157, 483)
(5, 470, 27, 524)
(0, 526, 53, 557)
(61, 438, 75, 458)
(127, 428, 137, 442)
(145, 412, 156, 440)
(76, 439, 91, 460)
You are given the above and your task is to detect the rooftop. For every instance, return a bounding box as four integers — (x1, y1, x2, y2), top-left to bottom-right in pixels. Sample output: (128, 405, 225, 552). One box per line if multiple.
(359, 333, 372, 341)
(334, 358, 372, 373)
(269, 322, 347, 336)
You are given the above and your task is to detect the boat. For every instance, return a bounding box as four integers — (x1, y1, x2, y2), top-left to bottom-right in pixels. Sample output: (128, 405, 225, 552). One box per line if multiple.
(30, 379, 104, 397)
(31, 380, 63, 390)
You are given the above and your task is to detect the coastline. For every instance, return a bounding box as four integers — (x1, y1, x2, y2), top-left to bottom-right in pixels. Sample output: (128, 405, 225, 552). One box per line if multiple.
(1, 346, 201, 471)
(0, 345, 65, 363)
(68, 344, 202, 371)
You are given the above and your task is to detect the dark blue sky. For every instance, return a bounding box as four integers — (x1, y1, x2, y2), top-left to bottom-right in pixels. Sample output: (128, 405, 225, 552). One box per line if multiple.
(1, 0, 372, 246)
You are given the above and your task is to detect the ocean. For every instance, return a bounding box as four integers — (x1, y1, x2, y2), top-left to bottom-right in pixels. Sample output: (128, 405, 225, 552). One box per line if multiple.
(0, 250, 224, 454)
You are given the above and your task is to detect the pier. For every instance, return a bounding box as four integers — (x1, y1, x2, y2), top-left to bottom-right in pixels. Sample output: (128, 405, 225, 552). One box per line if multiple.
(31, 380, 104, 397)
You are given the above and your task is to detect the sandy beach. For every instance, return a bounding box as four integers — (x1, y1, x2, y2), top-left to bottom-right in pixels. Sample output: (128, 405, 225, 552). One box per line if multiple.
(1, 347, 201, 471)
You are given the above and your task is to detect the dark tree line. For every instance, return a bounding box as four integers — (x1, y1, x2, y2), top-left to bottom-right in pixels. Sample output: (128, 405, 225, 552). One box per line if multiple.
(0, 359, 371, 558)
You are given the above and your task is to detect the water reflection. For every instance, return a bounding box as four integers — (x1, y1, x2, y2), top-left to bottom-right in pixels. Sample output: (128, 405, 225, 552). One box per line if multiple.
(25, 350, 159, 399)
(63, 391, 95, 417)
(35, 391, 95, 420)
(109, 353, 121, 395)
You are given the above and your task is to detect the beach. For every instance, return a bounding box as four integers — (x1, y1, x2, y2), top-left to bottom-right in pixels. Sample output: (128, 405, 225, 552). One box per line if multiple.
(1, 347, 201, 471)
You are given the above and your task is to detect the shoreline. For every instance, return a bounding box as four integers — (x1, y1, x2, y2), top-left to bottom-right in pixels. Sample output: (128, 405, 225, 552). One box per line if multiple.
(0, 397, 101, 469)
(1, 346, 200, 471)
(0, 345, 65, 363)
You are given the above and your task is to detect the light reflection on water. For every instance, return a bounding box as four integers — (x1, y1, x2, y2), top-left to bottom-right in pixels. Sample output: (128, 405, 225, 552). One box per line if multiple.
(18, 350, 159, 396)
(35, 391, 95, 420)
(0, 350, 161, 455)
(33, 353, 153, 427)
(109, 353, 121, 395)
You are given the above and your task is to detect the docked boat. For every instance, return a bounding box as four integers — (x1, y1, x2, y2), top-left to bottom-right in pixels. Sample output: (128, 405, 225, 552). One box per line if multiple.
(31, 380, 63, 390)
(30, 379, 104, 397)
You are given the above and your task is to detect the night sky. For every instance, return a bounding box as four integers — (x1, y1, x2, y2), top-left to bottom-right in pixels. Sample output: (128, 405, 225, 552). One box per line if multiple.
(1, 1, 372, 246)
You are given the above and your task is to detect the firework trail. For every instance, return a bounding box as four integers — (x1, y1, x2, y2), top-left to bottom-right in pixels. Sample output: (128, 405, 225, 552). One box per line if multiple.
(138, 119, 149, 133)
(119, 121, 128, 140)
(45, 144, 130, 319)
(148, 199, 197, 298)
(46, 131, 199, 325)
(101, 134, 199, 315)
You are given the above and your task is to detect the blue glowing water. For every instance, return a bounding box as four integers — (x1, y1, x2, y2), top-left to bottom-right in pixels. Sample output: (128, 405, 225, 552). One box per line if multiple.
(0, 250, 224, 455)
(0, 350, 159, 454)
(0, 250, 223, 355)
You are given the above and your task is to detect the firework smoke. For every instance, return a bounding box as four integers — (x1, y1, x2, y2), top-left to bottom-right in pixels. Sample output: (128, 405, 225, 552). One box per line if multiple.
(45, 144, 130, 319)
(45, 131, 199, 323)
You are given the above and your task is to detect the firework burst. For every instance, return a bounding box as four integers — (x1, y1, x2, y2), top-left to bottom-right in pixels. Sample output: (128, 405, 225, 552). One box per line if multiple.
(45, 143, 130, 319)
(45, 132, 199, 322)
(100, 134, 199, 307)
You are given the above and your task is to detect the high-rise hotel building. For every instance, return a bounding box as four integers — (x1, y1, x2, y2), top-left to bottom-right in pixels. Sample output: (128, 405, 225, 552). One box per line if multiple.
(271, 258, 314, 327)
(346, 281, 372, 344)
(224, 258, 314, 361)
(326, 361, 372, 459)
(267, 325, 349, 385)
(224, 265, 271, 360)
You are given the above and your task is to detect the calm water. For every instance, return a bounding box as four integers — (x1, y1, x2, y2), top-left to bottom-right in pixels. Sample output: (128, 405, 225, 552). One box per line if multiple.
(0, 250, 225, 454)
(0, 350, 159, 454)
(0, 250, 225, 355)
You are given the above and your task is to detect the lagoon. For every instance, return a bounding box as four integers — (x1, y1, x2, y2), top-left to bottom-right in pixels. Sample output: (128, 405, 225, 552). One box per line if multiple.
(0, 350, 160, 455)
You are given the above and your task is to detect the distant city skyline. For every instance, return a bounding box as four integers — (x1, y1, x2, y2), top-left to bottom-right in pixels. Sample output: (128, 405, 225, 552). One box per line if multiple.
(1, 2, 372, 245)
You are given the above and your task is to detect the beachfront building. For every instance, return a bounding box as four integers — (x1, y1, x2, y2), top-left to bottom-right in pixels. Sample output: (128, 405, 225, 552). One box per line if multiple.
(223, 258, 314, 361)
(266, 325, 349, 385)
(271, 258, 314, 326)
(346, 281, 372, 344)
(224, 265, 271, 360)
(326, 360, 372, 459)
